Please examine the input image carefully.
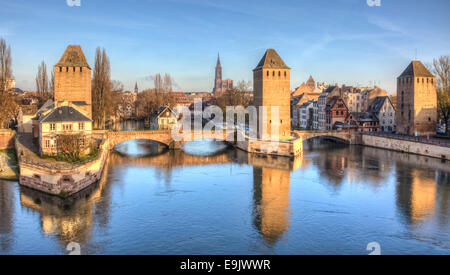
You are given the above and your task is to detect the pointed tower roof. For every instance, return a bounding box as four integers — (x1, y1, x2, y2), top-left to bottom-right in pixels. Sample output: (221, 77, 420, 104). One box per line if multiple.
(307, 75, 315, 83)
(399, 60, 434, 78)
(254, 49, 290, 70)
(56, 45, 90, 69)
(216, 53, 221, 67)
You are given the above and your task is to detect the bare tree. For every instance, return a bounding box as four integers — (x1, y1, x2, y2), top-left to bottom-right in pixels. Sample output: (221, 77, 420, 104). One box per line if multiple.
(431, 56, 450, 134)
(56, 134, 90, 161)
(35, 61, 52, 107)
(154, 73, 163, 94)
(49, 67, 54, 97)
(0, 38, 16, 128)
(92, 47, 111, 129)
(163, 73, 173, 92)
(136, 88, 174, 120)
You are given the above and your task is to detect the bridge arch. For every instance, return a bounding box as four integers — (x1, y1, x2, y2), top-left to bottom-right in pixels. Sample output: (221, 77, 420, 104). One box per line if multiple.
(107, 130, 174, 150)
(293, 130, 354, 144)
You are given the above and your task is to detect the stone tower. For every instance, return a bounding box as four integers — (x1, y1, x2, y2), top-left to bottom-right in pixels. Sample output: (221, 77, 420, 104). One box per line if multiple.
(213, 53, 222, 93)
(54, 45, 92, 118)
(396, 60, 437, 136)
(253, 49, 291, 140)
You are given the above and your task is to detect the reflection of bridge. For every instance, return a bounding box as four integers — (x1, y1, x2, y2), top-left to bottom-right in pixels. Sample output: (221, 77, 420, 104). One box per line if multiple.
(107, 129, 356, 150)
(110, 148, 309, 172)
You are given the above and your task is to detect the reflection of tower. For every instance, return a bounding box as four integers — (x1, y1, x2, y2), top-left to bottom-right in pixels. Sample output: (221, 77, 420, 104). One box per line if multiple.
(213, 54, 222, 93)
(396, 166, 436, 225)
(253, 167, 290, 245)
(0, 182, 15, 251)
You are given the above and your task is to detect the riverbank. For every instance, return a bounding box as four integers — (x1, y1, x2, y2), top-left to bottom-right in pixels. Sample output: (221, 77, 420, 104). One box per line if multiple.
(0, 148, 19, 180)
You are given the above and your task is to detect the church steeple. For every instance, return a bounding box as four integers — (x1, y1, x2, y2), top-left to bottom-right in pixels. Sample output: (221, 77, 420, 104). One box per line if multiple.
(216, 53, 221, 67)
(214, 53, 223, 93)
(134, 82, 138, 93)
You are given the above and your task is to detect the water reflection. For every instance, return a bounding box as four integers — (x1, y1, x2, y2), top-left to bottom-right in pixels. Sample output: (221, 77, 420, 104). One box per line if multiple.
(0, 181, 15, 251)
(2, 139, 449, 254)
(17, 161, 112, 253)
(253, 167, 290, 245)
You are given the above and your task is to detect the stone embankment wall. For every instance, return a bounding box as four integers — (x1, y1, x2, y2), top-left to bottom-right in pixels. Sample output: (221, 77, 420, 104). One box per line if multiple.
(17, 137, 111, 196)
(0, 130, 15, 150)
(361, 134, 450, 160)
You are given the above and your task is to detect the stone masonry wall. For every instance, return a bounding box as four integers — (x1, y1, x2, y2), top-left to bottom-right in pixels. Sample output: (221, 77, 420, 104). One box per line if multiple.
(17, 137, 110, 196)
(362, 134, 449, 160)
(0, 130, 15, 150)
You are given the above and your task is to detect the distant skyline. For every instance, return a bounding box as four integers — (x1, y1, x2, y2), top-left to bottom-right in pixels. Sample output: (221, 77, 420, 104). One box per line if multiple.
(1, 0, 449, 94)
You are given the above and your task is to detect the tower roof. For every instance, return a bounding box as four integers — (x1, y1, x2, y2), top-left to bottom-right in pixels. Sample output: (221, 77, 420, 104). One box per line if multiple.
(254, 49, 290, 70)
(216, 53, 221, 67)
(399, 60, 434, 78)
(56, 45, 91, 69)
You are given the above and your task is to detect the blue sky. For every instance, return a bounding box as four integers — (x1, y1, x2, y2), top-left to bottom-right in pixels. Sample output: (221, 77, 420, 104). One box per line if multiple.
(1, 0, 449, 94)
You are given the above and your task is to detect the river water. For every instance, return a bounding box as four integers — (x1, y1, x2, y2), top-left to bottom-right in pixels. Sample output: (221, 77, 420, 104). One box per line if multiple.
(0, 138, 449, 255)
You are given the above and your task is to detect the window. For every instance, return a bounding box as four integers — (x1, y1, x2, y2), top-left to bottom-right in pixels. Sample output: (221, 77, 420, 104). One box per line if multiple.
(278, 71, 281, 77)
(73, 67, 75, 72)
(78, 123, 84, 130)
(59, 67, 62, 72)
(267, 71, 269, 77)
(50, 123, 56, 131)
(284, 71, 287, 77)
(62, 123, 72, 131)
(272, 71, 275, 77)
(66, 67, 69, 72)
(45, 139, 50, 148)
(80, 67, 83, 73)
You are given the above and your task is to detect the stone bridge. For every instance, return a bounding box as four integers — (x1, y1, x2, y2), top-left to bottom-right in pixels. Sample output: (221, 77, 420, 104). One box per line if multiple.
(293, 129, 358, 144)
(107, 129, 357, 151)
(107, 130, 235, 149)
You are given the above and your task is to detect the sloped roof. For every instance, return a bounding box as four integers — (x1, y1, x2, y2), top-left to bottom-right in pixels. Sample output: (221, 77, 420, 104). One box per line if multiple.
(399, 61, 434, 78)
(292, 82, 313, 97)
(349, 112, 379, 122)
(306, 75, 315, 87)
(40, 106, 91, 123)
(254, 49, 290, 70)
(56, 45, 91, 69)
(155, 106, 177, 118)
(368, 96, 388, 113)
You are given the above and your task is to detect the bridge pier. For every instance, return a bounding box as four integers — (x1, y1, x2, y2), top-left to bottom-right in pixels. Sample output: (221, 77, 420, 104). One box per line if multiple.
(169, 141, 182, 150)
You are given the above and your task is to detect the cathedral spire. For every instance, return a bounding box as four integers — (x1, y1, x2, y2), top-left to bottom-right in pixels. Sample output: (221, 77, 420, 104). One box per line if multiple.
(217, 53, 222, 67)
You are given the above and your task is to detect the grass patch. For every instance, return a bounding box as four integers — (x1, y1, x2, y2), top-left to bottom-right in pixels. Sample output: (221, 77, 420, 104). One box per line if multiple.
(41, 148, 100, 165)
